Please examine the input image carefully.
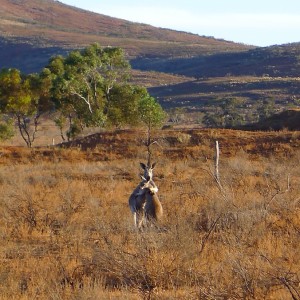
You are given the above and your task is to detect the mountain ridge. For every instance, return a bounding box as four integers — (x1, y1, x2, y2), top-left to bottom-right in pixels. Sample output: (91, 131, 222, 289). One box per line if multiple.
(0, 0, 251, 58)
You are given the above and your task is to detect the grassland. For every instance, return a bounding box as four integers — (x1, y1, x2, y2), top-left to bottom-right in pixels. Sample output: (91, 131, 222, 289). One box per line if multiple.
(1, 129, 300, 299)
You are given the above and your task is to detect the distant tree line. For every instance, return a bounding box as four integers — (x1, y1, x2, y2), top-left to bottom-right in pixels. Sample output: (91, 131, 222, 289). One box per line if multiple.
(0, 43, 165, 147)
(202, 97, 277, 128)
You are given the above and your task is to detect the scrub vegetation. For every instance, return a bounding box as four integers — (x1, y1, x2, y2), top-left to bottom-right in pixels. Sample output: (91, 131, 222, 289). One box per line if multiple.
(1, 129, 300, 299)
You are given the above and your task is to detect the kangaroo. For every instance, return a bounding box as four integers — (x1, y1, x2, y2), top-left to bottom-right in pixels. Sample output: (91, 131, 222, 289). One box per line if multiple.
(140, 178, 163, 225)
(128, 162, 157, 228)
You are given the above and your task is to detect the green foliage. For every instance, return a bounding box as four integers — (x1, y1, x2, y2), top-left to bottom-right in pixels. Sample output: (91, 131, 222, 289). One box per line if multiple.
(0, 68, 32, 114)
(203, 97, 246, 128)
(0, 44, 166, 145)
(203, 113, 224, 127)
(54, 115, 67, 141)
(0, 68, 44, 147)
(46, 44, 132, 138)
(107, 85, 147, 128)
(0, 118, 14, 141)
(66, 121, 82, 141)
(47, 43, 165, 139)
(258, 98, 276, 121)
(138, 95, 166, 129)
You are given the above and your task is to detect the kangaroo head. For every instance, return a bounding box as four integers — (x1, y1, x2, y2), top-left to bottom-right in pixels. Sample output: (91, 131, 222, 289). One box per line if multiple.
(140, 176, 158, 194)
(140, 162, 156, 181)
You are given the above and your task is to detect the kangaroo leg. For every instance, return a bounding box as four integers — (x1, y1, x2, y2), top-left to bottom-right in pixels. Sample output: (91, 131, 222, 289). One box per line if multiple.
(133, 212, 137, 227)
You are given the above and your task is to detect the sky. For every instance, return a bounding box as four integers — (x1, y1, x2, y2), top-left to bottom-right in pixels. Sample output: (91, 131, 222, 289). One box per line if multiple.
(60, 0, 300, 47)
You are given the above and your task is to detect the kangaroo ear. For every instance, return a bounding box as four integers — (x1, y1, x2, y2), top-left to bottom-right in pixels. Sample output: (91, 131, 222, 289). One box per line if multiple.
(151, 162, 156, 169)
(140, 163, 146, 170)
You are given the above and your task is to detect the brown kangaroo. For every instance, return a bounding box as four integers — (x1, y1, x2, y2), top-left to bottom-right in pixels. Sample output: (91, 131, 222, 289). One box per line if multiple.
(140, 178, 163, 225)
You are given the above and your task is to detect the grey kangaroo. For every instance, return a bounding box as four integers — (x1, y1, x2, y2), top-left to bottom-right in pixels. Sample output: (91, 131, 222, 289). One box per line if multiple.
(128, 162, 157, 228)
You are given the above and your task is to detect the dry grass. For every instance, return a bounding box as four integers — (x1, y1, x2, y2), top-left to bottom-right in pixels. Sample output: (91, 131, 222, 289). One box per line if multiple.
(1, 129, 300, 299)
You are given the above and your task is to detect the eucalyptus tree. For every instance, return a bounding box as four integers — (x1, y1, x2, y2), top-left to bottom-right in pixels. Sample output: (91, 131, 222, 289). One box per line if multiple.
(0, 68, 44, 147)
(46, 43, 140, 139)
(138, 94, 166, 164)
(138, 94, 166, 130)
(0, 44, 165, 145)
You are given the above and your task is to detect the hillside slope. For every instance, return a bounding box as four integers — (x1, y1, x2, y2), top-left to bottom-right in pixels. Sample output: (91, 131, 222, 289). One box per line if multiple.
(0, 0, 250, 58)
(132, 43, 300, 78)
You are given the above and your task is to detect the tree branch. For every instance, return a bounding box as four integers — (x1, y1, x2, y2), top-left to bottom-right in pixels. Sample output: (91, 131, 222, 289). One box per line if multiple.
(70, 90, 93, 113)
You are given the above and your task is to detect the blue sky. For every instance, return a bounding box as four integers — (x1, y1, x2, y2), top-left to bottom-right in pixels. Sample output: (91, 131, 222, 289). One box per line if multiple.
(60, 0, 300, 47)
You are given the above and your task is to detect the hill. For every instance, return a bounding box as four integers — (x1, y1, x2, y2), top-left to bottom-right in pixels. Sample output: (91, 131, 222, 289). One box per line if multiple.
(132, 43, 300, 78)
(0, 0, 251, 73)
